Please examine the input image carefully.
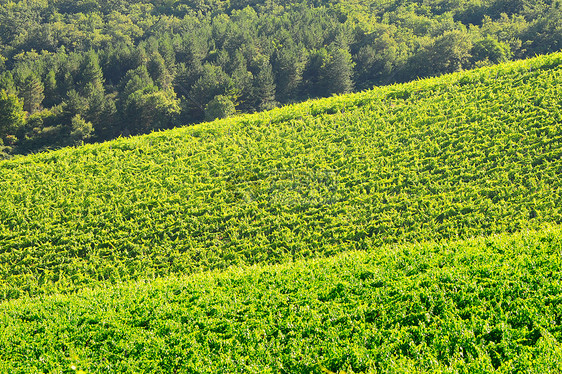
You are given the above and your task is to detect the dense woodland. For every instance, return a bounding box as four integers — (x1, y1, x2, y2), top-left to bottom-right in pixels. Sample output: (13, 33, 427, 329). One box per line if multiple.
(0, 0, 561, 156)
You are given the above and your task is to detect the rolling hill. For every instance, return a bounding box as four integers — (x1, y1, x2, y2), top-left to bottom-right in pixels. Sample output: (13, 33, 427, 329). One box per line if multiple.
(1, 53, 562, 372)
(1, 228, 561, 372)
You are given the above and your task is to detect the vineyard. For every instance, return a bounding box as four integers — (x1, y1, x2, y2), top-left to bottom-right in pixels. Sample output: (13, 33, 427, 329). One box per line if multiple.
(1, 53, 562, 371)
(2, 228, 562, 372)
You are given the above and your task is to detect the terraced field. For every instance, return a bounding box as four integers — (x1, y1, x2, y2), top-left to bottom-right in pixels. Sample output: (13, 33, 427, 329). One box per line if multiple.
(2, 53, 562, 372)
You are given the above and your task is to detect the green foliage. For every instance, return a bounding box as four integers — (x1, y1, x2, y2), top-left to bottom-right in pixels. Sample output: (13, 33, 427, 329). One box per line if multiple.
(124, 86, 181, 134)
(122, 65, 154, 99)
(472, 36, 512, 65)
(322, 46, 355, 95)
(0, 89, 25, 139)
(70, 114, 94, 144)
(18, 108, 69, 152)
(2, 0, 562, 156)
(187, 63, 234, 117)
(2, 47, 562, 372)
(251, 58, 277, 111)
(407, 30, 473, 79)
(78, 50, 104, 92)
(43, 69, 58, 108)
(21, 73, 45, 114)
(1, 53, 562, 301)
(148, 52, 173, 90)
(204, 94, 235, 121)
(1, 228, 562, 372)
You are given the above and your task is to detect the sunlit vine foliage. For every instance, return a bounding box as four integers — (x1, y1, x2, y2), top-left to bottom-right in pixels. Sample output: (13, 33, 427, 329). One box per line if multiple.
(1, 53, 562, 300)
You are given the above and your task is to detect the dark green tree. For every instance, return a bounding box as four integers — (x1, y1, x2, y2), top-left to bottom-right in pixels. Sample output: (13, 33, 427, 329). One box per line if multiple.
(64, 89, 88, 121)
(0, 71, 16, 95)
(529, 0, 562, 55)
(103, 43, 134, 85)
(407, 29, 472, 78)
(43, 69, 58, 108)
(306, 45, 354, 97)
(229, 50, 253, 111)
(322, 46, 355, 95)
(274, 45, 307, 103)
(354, 26, 407, 88)
(251, 57, 277, 111)
(471, 36, 511, 65)
(122, 65, 154, 98)
(431, 30, 473, 74)
(21, 73, 45, 114)
(187, 63, 233, 119)
(79, 50, 104, 92)
(304, 48, 330, 98)
(158, 35, 176, 67)
(82, 82, 116, 140)
(148, 52, 173, 89)
(69, 114, 94, 144)
(124, 86, 180, 134)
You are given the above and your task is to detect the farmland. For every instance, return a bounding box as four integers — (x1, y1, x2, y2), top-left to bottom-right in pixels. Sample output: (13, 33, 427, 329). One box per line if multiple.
(1, 228, 562, 372)
(1, 53, 562, 371)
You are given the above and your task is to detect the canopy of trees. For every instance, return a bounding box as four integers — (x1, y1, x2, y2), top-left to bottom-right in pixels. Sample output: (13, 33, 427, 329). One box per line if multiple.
(0, 0, 560, 156)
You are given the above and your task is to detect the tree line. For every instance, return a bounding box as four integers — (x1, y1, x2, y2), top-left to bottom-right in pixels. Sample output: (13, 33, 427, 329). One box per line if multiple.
(1, 0, 561, 157)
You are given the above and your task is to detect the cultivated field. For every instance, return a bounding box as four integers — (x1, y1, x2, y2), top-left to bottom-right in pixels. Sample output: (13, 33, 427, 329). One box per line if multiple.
(1, 53, 562, 372)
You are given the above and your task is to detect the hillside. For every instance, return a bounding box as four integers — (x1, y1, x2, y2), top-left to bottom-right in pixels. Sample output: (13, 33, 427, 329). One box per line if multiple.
(2, 0, 562, 156)
(2, 51, 562, 372)
(1, 227, 562, 372)
(2, 53, 562, 301)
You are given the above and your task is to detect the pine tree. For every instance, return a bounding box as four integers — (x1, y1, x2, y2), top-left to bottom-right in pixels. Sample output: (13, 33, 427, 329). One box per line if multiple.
(124, 87, 180, 134)
(229, 51, 253, 112)
(0, 71, 16, 95)
(130, 47, 149, 71)
(79, 50, 104, 92)
(205, 94, 235, 121)
(252, 58, 277, 111)
(84, 82, 108, 132)
(43, 69, 58, 108)
(64, 89, 88, 121)
(94, 94, 117, 140)
(158, 36, 176, 67)
(187, 63, 232, 119)
(322, 46, 354, 95)
(69, 114, 93, 144)
(148, 52, 173, 89)
(303, 48, 329, 98)
(274, 45, 307, 103)
(104, 43, 132, 85)
(122, 65, 154, 99)
(22, 73, 44, 114)
(58, 70, 75, 99)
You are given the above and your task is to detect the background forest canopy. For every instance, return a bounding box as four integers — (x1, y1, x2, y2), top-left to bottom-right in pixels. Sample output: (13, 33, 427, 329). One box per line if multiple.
(0, 0, 561, 157)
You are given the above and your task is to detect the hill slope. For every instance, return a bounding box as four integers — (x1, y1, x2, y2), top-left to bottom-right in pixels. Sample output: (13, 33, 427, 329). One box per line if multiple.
(2, 53, 562, 300)
(1, 227, 562, 372)
(1, 0, 561, 157)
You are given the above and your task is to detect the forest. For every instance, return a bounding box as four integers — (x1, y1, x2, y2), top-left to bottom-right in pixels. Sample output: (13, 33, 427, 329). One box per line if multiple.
(1, 0, 562, 156)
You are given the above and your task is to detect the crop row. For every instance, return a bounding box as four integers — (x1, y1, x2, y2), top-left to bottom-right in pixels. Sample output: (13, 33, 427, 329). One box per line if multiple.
(1, 53, 562, 300)
(1, 227, 561, 372)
